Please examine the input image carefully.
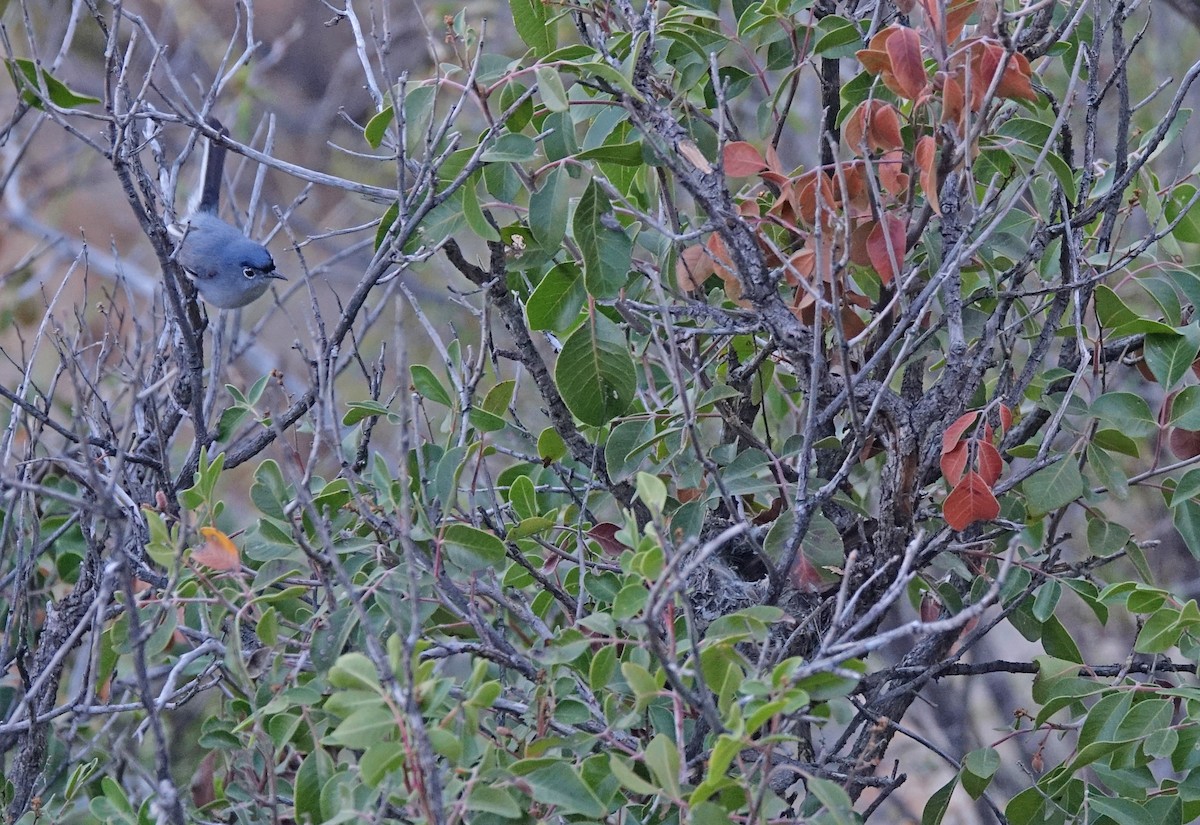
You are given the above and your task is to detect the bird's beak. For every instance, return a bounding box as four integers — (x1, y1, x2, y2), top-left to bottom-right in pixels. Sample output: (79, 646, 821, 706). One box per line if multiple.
(267, 272, 287, 281)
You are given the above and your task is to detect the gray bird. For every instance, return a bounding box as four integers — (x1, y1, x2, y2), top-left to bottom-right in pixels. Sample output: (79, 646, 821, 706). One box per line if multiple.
(174, 117, 285, 308)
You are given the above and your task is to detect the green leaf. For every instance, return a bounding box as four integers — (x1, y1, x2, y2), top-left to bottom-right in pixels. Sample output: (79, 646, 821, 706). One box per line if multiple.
(527, 262, 585, 331)
(294, 749, 333, 824)
(510, 0, 555, 56)
(6, 58, 100, 109)
(442, 524, 507, 570)
(530, 167, 569, 252)
(805, 777, 859, 824)
(814, 16, 863, 58)
(921, 776, 957, 825)
(554, 312, 636, 426)
(399, 84, 437, 155)
(364, 106, 393, 148)
(461, 177, 501, 241)
(573, 179, 632, 299)
(509, 474, 538, 520)
(645, 734, 682, 799)
(466, 785, 522, 818)
(481, 133, 538, 163)
(609, 755, 659, 795)
(635, 471, 668, 514)
(1022, 459, 1085, 517)
(537, 427, 568, 462)
(1144, 325, 1200, 389)
(535, 65, 569, 111)
(1174, 468, 1200, 503)
(1090, 392, 1156, 437)
(523, 763, 605, 817)
(1170, 385, 1200, 430)
(961, 747, 1000, 799)
(1173, 498, 1200, 559)
(329, 652, 381, 691)
(1167, 183, 1200, 243)
(375, 202, 399, 251)
(343, 400, 390, 426)
(411, 364, 453, 407)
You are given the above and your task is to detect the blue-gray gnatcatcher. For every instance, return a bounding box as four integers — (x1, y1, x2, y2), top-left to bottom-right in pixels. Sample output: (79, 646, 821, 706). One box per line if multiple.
(173, 117, 284, 308)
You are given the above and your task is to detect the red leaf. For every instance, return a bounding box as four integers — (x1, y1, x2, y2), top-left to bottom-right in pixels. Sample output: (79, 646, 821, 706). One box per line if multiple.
(977, 441, 1003, 486)
(790, 553, 825, 593)
(587, 523, 629, 555)
(944, 471, 1001, 531)
(942, 410, 979, 454)
(723, 141, 768, 177)
(884, 27, 928, 101)
(941, 441, 968, 485)
(865, 213, 907, 284)
(999, 403, 1013, 433)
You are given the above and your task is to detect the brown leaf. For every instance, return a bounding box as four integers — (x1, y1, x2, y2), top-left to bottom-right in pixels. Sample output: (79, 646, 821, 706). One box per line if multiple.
(884, 27, 928, 101)
(919, 591, 941, 623)
(1169, 427, 1200, 460)
(676, 244, 714, 292)
(944, 471, 1000, 531)
(678, 139, 713, 173)
(193, 526, 240, 572)
(865, 213, 907, 284)
(723, 141, 768, 176)
(191, 751, 220, 810)
(877, 150, 909, 198)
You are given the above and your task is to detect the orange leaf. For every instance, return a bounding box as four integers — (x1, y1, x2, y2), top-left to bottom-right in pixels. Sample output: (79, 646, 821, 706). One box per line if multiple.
(940, 70, 967, 124)
(977, 441, 1003, 486)
(856, 48, 894, 76)
(944, 471, 1000, 531)
(941, 441, 968, 485)
(707, 233, 742, 301)
(676, 244, 714, 292)
(723, 141, 768, 177)
(865, 213, 907, 284)
(944, 0, 979, 43)
(942, 410, 980, 453)
(193, 526, 240, 572)
(915, 135, 940, 214)
(884, 27, 928, 101)
(978, 43, 1038, 102)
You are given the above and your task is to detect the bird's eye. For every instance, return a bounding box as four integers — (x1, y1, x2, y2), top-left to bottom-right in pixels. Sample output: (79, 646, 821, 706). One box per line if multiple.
(243, 267, 256, 279)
